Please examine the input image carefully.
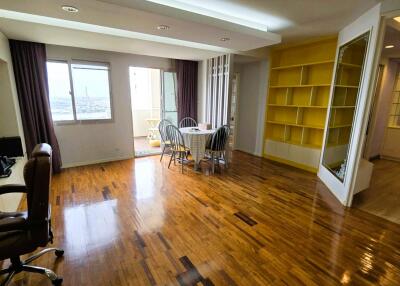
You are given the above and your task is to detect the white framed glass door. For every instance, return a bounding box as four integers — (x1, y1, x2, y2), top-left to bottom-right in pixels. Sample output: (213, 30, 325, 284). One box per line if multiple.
(161, 71, 178, 126)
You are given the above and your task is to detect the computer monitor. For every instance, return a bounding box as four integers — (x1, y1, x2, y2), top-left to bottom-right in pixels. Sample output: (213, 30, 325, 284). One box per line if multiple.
(0, 136, 24, 157)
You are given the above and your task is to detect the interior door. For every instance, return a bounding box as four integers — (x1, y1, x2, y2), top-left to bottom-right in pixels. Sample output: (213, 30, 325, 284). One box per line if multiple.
(161, 71, 178, 126)
(318, 4, 382, 206)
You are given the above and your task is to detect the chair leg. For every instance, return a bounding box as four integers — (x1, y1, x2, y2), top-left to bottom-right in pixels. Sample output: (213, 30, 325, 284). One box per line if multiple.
(168, 151, 174, 168)
(1, 270, 15, 286)
(181, 152, 184, 173)
(223, 151, 228, 168)
(0, 249, 64, 286)
(160, 145, 166, 162)
(0, 268, 12, 276)
(211, 153, 215, 174)
(22, 265, 62, 285)
(24, 248, 64, 264)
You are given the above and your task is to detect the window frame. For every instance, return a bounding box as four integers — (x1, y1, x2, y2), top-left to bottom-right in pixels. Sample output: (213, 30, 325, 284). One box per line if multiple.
(47, 59, 114, 125)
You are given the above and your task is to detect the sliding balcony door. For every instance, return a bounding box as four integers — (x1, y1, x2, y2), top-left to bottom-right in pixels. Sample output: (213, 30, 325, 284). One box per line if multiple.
(161, 71, 178, 126)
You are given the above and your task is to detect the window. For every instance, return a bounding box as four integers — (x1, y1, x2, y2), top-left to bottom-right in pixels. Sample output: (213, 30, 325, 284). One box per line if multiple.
(47, 62, 74, 121)
(47, 61, 112, 122)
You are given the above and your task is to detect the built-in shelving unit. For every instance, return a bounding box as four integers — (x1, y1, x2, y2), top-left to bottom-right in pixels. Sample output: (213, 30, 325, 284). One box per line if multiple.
(263, 37, 337, 172)
(388, 77, 400, 128)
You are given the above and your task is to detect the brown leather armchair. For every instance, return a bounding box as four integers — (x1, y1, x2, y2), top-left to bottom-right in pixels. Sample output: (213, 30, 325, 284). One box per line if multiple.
(0, 143, 64, 286)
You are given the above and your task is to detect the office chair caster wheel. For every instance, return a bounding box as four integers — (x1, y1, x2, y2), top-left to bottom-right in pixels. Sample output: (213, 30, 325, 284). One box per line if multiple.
(55, 249, 64, 258)
(52, 278, 63, 285)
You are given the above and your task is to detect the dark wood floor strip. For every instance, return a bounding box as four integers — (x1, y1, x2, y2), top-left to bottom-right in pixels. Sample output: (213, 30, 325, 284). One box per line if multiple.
(71, 184, 75, 193)
(134, 231, 146, 247)
(140, 260, 156, 286)
(219, 270, 238, 286)
(157, 232, 171, 250)
(184, 190, 208, 207)
(234, 211, 257, 226)
(176, 256, 214, 286)
(55, 195, 60, 206)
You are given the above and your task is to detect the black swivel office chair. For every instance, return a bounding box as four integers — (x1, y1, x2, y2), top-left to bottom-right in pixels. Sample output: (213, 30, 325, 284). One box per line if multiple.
(0, 143, 64, 286)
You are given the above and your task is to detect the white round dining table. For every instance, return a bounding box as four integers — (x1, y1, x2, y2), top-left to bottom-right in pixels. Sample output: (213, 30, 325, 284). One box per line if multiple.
(179, 127, 215, 169)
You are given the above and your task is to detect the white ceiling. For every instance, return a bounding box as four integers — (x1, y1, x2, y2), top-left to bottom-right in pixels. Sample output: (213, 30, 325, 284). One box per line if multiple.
(107, 0, 381, 40)
(382, 18, 400, 57)
(0, 0, 382, 60)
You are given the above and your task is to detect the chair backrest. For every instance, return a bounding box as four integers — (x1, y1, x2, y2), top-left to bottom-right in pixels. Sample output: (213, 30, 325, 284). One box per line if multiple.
(209, 125, 230, 151)
(23, 143, 52, 246)
(179, 117, 197, 128)
(166, 124, 186, 151)
(158, 119, 173, 143)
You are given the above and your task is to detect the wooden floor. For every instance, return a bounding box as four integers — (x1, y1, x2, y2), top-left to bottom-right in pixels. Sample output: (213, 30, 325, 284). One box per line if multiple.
(353, 159, 400, 224)
(4, 151, 400, 285)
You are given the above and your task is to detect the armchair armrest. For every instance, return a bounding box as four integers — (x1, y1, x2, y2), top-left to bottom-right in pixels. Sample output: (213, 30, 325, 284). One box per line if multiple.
(0, 184, 27, 195)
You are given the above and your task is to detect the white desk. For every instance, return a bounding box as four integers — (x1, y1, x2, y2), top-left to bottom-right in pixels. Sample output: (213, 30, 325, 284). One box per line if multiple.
(0, 158, 26, 211)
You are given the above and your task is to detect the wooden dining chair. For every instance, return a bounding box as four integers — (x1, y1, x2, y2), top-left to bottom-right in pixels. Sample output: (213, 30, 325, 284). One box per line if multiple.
(179, 117, 197, 128)
(206, 125, 230, 173)
(166, 124, 190, 173)
(158, 119, 173, 161)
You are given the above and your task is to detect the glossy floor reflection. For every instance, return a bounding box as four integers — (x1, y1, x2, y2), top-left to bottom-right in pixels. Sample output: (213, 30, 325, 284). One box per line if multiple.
(353, 159, 400, 224)
(5, 151, 400, 285)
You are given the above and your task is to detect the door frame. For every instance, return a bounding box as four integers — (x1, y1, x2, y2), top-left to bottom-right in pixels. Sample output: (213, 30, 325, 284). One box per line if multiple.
(160, 68, 177, 125)
(362, 64, 385, 160)
(230, 72, 240, 150)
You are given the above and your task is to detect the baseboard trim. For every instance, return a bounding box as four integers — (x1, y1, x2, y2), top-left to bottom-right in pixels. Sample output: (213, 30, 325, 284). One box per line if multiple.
(368, 154, 381, 161)
(61, 155, 134, 169)
(263, 154, 318, 173)
(380, 155, 400, 162)
(234, 148, 261, 157)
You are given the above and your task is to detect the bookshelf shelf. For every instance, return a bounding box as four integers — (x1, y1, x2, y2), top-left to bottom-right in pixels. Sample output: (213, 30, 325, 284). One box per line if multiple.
(339, 62, 362, 69)
(271, 60, 335, 70)
(268, 104, 327, 109)
(266, 120, 325, 130)
(270, 84, 330, 88)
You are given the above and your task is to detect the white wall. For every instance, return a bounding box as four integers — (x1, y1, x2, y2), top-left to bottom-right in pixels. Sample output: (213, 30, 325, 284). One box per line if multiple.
(0, 30, 25, 211)
(235, 60, 268, 156)
(0, 32, 24, 144)
(381, 60, 400, 159)
(46, 45, 171, 167)
(366, 58, 398, 159)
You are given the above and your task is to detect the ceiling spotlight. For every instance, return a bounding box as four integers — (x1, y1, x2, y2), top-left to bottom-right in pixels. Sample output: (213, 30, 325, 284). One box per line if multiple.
(220, 37, 230, 42)
(394, 16, 400, 23)
(62, 5, 79, 13)
(157, 25, 170, 30)
(385, 45, 394, 49)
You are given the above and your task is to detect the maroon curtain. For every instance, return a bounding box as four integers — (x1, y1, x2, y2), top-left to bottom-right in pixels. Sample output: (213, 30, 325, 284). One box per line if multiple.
(9, 40, 62, 173)
(176, 59, 198, 122)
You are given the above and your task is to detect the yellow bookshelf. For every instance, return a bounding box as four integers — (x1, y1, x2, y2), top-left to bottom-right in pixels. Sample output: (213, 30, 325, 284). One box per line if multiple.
(263, 37, 337, 172)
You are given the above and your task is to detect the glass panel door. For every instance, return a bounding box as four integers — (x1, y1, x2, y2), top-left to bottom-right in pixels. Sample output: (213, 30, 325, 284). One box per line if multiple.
(161, 71, 178, 126)
(322, 32, 370, 182)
